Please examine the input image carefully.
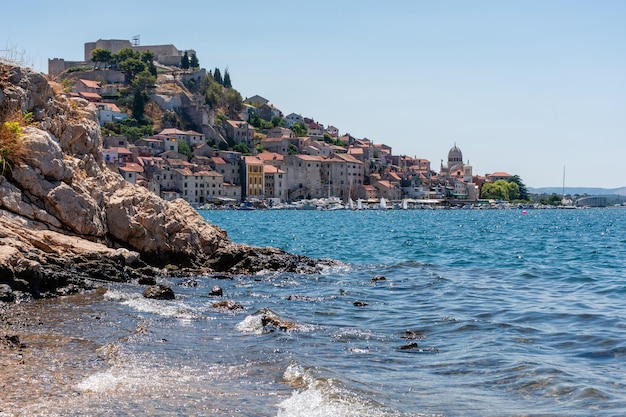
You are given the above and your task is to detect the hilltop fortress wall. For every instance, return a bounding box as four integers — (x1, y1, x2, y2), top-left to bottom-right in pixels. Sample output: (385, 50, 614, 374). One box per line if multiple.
(49, 39, 195, 76)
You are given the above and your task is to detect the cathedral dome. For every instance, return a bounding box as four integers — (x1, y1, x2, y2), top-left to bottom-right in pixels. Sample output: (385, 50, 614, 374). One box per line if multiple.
(448, 144, 463, 165)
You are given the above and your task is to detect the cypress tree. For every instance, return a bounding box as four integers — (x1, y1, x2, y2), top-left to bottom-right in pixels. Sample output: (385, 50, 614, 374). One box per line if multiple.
(181, 51, 190, 69)
(213, 67, 223, 85)
(189, 53, 199, 69)
(223, 68, 232, 88)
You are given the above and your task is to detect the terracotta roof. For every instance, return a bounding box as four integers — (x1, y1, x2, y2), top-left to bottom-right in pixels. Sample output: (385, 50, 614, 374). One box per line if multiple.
(196, 170, 222, 177)
(79, 92, 102, 100)
(226, 120, 250, 129)
(243, 156, 263, 164)
(119, 163, 144, 173)
(260, 137, 287, 143)
(104, 147, 132, 154)
(184, 130, 203, 136)
(348, 147, 364, 155)
(376, 180, 396, 189)
(93, 102, 121, 112)
(334, 153, 362, 164)
(488, 172, 513, 177)
(80, 79, 102, 89)
(263, 165, 280, 174)
(166, 159, 194, 167)
(257, 152, 284, 161)
(158, 128, 187, 135)
(297, 155, 324, 162)
(210, 157, 228, 164)
(173, 168, 194, 176)
(137, 156, 164, 167)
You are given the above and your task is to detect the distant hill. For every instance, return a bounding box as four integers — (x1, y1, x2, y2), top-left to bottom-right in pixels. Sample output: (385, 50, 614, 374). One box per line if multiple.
(528, 187, 626, 196)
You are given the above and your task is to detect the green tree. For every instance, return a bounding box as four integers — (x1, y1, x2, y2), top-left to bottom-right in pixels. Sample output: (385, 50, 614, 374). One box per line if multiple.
(223, 68, 232, 88)
(270, 116, 284, 127)
(177, 140, 194, 160)
(141, 50, 157, 77)
(481, 180, 520, 201)
(91, 48, 112, 67)
(291, 121, 307, 137)
(204, 82, 222, 109)
(213, 67, 223, 85)
(131, 89, 148, 122)
(508, 175, 528, 200)
(119, 58, 146, 84)
(181, 51, 190, 69)
(224, 89, 243, 118)
(248, 112, 261, 128)
(288, 144, 299, 155)
(507, 181, 520, 201)
(189, 53, 199, 69)
(132, 70, 156, 91)
(113, 48, 140, 64)
(233, 142, 251, 155)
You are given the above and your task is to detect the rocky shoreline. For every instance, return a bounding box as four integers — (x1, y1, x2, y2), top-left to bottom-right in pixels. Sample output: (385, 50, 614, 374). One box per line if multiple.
(0, 62, 339, 413)
(0, 62, 337, 303)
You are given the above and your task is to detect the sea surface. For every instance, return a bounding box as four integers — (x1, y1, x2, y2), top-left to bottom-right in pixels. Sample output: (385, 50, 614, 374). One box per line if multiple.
(4, 208, 626, 416)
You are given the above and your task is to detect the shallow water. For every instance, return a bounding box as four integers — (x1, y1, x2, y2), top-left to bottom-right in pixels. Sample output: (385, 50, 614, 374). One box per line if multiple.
(3, 208, 626, 416)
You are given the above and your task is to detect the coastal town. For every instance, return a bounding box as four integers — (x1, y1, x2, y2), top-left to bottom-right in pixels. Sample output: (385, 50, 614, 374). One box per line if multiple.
(47, 39, 612, 210)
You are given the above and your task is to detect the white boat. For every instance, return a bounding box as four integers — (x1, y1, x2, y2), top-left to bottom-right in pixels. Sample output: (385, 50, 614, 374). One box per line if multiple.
(356, 199, 363, 210)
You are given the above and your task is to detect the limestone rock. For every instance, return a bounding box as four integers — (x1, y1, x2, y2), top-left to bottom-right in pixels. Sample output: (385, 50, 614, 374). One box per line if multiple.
(0, 62, 339, 299)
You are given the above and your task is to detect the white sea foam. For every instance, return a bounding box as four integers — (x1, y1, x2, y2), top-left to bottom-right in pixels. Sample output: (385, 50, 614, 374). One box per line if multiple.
(104, 289, 199, 319)
(76, 370, 125, 393)
(278, 363, 416, 417)
(236, 314, 265, 334)
(277, 378, 390, 417)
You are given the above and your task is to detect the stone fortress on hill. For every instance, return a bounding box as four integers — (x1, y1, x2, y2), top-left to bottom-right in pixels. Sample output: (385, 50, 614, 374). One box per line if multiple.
(46, 37, 537, 208)
(49, 38, 195, 76)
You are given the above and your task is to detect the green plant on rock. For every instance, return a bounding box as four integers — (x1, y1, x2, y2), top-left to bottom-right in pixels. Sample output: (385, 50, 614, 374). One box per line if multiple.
(0, 118, 26, 175)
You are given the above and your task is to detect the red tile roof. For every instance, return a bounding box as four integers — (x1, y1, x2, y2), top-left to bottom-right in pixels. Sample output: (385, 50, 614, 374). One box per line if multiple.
(79, 92, 102, 100)
(257, 152, 284, 161)
(210, 157, 228, 165)
(119, 163, 144, 173)
(80, 79, 102, 89)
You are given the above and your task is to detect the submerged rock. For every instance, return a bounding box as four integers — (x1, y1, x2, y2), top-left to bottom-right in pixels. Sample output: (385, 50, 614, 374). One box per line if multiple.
(142, 285, 175, 300)
(212, 300, 243, 311)
(138, 276, 157, 286)
(178, 279, 198, 288)
(209, 285, 223, 297)
(402, 330, 427, 340)
(257, 308, 299, 332)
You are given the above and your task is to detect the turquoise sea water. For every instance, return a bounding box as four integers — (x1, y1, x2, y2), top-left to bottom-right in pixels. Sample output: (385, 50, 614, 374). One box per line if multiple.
(9, 208, 626, 416)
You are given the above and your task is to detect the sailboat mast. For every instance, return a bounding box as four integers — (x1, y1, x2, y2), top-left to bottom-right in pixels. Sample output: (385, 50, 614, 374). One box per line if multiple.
(562, 165, 566, 199)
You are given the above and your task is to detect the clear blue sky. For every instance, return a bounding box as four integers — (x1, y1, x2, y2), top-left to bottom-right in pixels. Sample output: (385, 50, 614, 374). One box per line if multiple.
(3, 0, 625, 188)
